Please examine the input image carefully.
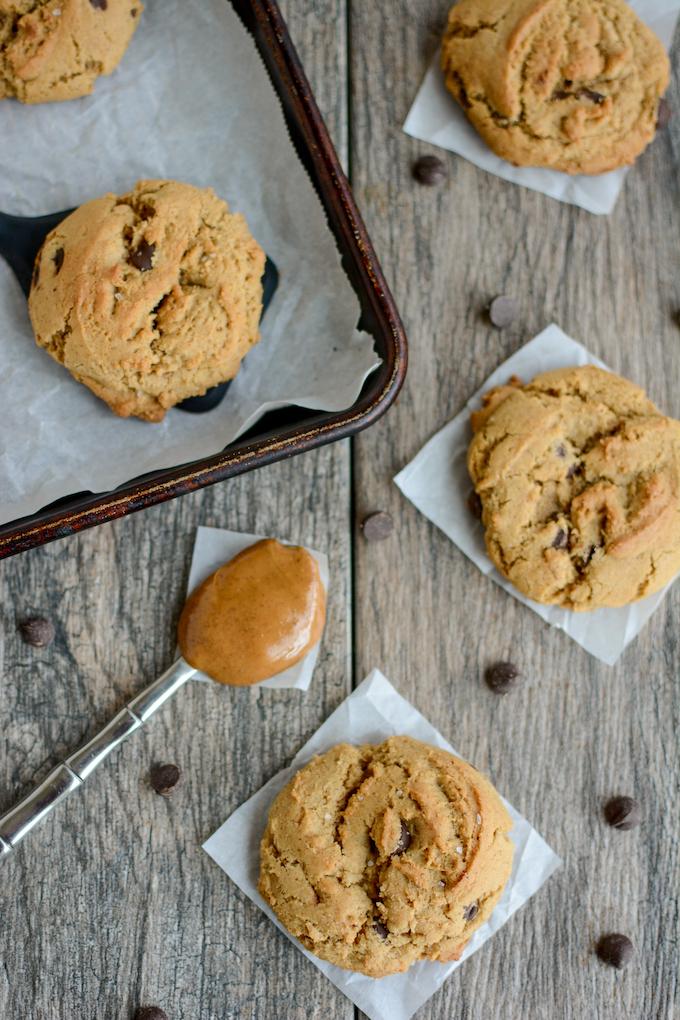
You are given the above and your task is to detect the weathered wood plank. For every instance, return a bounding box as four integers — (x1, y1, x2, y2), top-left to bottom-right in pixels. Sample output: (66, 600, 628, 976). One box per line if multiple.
(350, 3, 680, 1018)
(0, 1, 353, 1017)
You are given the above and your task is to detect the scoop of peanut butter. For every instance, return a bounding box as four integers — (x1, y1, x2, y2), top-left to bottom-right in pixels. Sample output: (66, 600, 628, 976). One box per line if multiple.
(177, 538, 326, 686)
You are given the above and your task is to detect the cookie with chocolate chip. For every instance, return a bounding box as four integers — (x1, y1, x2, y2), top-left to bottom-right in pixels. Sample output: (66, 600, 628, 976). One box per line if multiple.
(0, 0, 143, 104)
(258, 735, 513, 977)
(467, 365, 680, 610)
(28, 179, 265, 421)
(441, 0, 669, 174)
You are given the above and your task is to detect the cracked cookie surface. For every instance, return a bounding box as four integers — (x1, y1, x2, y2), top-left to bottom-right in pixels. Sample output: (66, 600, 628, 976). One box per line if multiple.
(0, 0, 143, 104)
(468, 365, 680, 611)
(441, 0, 669, 174)
(258, 736, 513, 977)
(28, 179, 265, 421)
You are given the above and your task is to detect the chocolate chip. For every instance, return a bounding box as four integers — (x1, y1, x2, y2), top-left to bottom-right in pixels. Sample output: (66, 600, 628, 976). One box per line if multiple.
(467, 490, 482, 518)
(488, 295, 517, 328)
(393, 821, 411, 856)
(556, 444, 566, 458)
(129, 239, 155, 272)
(552, 528, 568, 549)
(53, 247, 64, 274)
(579, 88, 605, 104)
(484, 661, 519, 694)
(657, 98, 672, 129)
(361, 511, 394, 542)
(131, 6, 138, 15)
(596, 933, 634, 969)
(463, 902, 478, 922)
(604, 796, 641, 831)
(567, 462, 581, 479)
(18, 617, 55, 648)
(89, 0, 108, 9)
(412, 155, 448, 186)
(149, 763, 180, 797)
(373, 919, 389, 940)
(552, 90, 571, 101)
(138, 203, 155, 221)
(563, 79, 573, 87)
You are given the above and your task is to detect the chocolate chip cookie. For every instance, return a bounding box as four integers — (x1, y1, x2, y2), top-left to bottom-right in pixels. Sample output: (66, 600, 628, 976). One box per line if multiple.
(258, 736, 514, 977)
(468, 365, 680, 610)
(441, 0, 670, 174)
(0, 0, 143, 104)
(28, 179, 265, 421)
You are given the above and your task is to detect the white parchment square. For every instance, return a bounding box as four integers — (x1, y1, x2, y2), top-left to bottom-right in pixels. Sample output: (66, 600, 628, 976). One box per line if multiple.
(403, 0, 680, 215)
(186, 526, 328, 691)
(203, 669, 561, 1020)
(394, 324, 676, 665)
(0, 0, 379, 527)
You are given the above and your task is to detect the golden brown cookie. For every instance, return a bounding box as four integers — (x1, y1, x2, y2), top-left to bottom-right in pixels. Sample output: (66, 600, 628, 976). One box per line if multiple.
(441, 0, 669, 174)
(28, 179, 265, 421)
(468, 365, 680, 610)
(0, 0, 143, 104)
(258, 736, 514, 977)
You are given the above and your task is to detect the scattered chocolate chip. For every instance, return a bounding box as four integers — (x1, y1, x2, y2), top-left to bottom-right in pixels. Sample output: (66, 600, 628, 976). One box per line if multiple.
(467, 490, 482, 519)
(53, 247, 64, 274)
(556, 444, 566, 458)
(131, 6, 138, 15)
(657, 98, 672, 129)
(138, 203, 155, 221)
(604, 796, 641, 831)
(412, 155, 448, 186)
(129, 239, 156, 272)
(89, 0, 108, 9)
(583, 545, 597, 565)
(596, 933, 634, 969)
(393, 821, 411, 856)
(149, 763, 181, 797)
(484, 661, 519, 694)
(580, 88, 605, 104)
(552, 528, 568, 550)
(361, 511, 394, 542)
(18, 617, 55, 648)
(567, 462, 581, 479)
(463, 902, 478, 922)
(563, 79, 573, 87)
(373, 919, 389, 940)
(552, 90, 571, 101)
(134, 1009, 168, 1020)
(488, 295, 517, 329)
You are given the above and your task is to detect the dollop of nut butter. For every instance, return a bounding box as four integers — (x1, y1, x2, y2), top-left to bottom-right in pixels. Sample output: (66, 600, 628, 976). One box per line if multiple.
(177, 539, 326, 686)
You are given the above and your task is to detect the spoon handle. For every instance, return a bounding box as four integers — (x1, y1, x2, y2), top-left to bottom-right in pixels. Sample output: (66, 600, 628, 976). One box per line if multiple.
(0, 657, 195, 860)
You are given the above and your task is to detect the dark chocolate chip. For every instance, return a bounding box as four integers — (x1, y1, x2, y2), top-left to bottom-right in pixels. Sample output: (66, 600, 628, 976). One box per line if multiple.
(149, 763, 181, 797)
(580, 88, 605, 104)
(129, 239, 156, 272)
(563, 79, 573, 87)
(134, 1009, 168, 1020)
(89, 0, 108, 9)
(657, 98, 672, 129)
(567, 462, 581, 479)
(131, 7, 138, 15)
(488, 295, 517, 328)
(467, 490, 483, 519)
(18, 617, 55, 648)
(552, 528, 568, 549)
(373, 919, 389, 940)
(596, 933, 634, 969)
(361, 511, 394, 542)
(463, 902, 478, 922)
(393, 820, 411, 856)
(552, 89, 571, 101)
(604, 796, 641, 831)
(53, 247, 64, 274)
(139, 203, 156, 221)
(412, 155, 448, 186)
(484, 661, 519, 694)
(556, 444, 566, 458)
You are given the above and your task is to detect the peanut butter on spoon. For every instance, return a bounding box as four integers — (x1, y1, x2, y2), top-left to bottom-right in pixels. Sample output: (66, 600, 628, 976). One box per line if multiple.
(177, 539, 326, 686)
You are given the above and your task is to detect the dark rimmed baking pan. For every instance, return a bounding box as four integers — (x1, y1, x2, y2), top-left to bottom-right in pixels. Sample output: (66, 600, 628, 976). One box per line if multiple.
(0, 0, 407, 560)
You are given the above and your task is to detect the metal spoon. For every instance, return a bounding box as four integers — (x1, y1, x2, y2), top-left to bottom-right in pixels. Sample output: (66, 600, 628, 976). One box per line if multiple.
(0, 207, 279, 414)
(0, 657, 196, 860)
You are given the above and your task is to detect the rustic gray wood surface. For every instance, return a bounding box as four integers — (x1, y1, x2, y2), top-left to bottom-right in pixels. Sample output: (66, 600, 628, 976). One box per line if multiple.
(0, 2, 678, 1019)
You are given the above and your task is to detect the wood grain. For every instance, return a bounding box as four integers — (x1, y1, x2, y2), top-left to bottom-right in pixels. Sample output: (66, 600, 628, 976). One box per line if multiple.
(350, 3, 680, 1019)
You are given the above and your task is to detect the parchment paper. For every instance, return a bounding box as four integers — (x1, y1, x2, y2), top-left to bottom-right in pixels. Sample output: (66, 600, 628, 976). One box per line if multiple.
(0, 0, 379, 527)
(404, 0, 680, 214)
(394, 324, 677, 665)
(203, 669, 561, 1020)
(185, 526, 328, 691)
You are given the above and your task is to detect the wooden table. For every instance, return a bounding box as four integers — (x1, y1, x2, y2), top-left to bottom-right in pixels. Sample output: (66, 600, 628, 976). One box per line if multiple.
(1, 3, 678, 1018)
